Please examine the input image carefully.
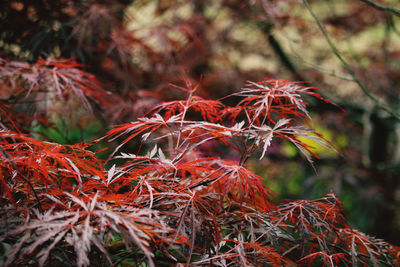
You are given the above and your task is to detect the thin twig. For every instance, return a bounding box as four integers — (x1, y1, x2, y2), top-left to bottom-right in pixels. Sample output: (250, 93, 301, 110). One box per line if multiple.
(360, 0, 400, 17)
(291, 53, 353, 81)
(303, 0, 400, 120)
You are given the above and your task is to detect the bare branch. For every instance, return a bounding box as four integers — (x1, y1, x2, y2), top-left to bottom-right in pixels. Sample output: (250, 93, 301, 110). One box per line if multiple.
(360, 0, 400, 17)
(303, 0, 400, 120)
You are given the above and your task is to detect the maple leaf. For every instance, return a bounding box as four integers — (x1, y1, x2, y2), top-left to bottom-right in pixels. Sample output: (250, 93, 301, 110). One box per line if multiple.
(0, 57, 113, 114)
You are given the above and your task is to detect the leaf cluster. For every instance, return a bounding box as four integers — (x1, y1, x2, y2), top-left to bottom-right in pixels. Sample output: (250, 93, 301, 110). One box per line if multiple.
(1, 73, 399, 266)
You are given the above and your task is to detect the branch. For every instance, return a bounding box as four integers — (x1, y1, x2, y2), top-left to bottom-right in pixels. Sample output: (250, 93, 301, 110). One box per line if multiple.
(291, 52, 354, 81)
(303, 0, 400, 120)
(360, 0, 400, 17)
(268, 34, 304, 81)
(255, 21, 304, 81)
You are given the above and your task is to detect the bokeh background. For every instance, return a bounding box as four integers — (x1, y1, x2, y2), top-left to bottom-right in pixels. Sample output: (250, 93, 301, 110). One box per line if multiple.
(1, 0, 399, 244)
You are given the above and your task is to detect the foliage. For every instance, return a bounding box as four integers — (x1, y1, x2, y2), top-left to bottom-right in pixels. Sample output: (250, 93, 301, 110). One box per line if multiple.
(1, 0, 400, 266)
(1, 73, 399, 266)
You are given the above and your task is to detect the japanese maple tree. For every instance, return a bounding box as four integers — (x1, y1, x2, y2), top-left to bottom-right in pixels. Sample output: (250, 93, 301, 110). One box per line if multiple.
(1, 66, 399, 265)
(1, 0, 400, 265)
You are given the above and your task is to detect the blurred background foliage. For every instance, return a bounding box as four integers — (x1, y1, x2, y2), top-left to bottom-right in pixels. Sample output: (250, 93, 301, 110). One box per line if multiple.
(1, 0, 399, 245)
